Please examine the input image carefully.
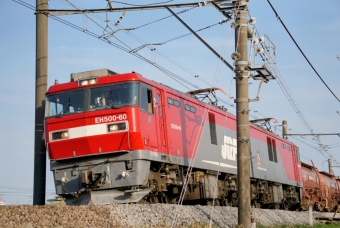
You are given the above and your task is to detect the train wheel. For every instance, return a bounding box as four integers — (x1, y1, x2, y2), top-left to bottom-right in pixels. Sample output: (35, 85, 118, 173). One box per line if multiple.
(150, 196, 159, 204)
(274, 204, 280, 209)
(325, 207, 331, 213)
(167, 196, 178, 204)
(315, 202, 325, 212)
(254, 203, 261, 208)
(222, 199, 232, 206)
(300, 205, 308, 211)
(335, 205, 340, 212)
(206, 199, 221, 206)
(300, 198, 309, 211)
(138, 197, 150, 204)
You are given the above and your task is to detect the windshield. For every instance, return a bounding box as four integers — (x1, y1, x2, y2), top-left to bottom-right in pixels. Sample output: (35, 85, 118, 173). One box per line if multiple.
(45, 90, 84, 117)
(89, 83, 138, 110)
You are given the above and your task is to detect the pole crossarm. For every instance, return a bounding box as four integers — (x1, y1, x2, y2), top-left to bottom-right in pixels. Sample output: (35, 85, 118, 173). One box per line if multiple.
(45, 0, 232, 16)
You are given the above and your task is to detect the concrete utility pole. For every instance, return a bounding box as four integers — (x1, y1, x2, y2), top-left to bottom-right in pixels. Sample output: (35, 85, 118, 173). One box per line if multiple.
(328, 159, 333, 175)
(33, 0, 48, 205)
(234, 1, 251, 227)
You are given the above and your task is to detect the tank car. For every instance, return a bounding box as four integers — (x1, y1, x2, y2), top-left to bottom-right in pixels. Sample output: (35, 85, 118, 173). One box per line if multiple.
(301, 162, 340, 212)
(45, 69, 302, 208)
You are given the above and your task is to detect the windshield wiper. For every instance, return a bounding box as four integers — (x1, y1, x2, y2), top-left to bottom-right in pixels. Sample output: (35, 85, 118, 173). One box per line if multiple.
(109, 88, 120, 109)
(56, 98, 71, 118)
(110, 104, 119, 109)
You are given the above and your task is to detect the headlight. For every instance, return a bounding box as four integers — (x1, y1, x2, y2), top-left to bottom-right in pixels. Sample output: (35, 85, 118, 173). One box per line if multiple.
(80, 80, 88, 86)
(61, 131, 69, 138)
(88, 78, 97, 84)
(109, 125, 118, 131)
(78, 78, 97, 86)
(107, 122, 126, 132)
(52, 130, 69, 140)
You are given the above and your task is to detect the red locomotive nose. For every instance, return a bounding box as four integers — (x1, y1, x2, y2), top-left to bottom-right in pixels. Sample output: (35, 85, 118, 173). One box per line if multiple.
(46, 108, 143, 160)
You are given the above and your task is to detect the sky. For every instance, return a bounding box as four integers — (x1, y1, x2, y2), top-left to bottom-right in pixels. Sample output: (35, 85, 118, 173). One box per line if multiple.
(0, 0, 340, 205)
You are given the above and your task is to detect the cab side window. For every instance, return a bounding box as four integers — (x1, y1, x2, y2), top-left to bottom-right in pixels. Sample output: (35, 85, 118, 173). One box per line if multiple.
(141, 87, 153, 114)
(267, 137, 278, 163)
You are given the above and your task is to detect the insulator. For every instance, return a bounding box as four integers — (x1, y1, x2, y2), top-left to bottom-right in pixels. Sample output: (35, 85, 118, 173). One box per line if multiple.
(249, 17, 256, 25)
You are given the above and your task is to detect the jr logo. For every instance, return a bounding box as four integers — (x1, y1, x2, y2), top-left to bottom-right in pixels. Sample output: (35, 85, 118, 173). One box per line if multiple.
(221, 136, 237, 161)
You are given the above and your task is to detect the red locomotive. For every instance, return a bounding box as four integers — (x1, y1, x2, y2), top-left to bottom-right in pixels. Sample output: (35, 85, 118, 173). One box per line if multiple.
(44, 69, 336, 210)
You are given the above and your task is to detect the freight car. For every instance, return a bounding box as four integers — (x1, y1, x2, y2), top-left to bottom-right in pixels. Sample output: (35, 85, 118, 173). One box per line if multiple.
(300, 162, 340, 212)
(45, 69, 302, 208)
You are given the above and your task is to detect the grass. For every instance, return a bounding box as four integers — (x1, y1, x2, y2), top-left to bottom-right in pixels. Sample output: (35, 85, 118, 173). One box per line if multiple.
(256, 224, 340, 228)
(184, 223, 340, 228)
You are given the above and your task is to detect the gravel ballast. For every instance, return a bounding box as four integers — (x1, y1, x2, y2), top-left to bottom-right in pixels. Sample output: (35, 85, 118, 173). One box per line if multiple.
(0, 204, 336, 227)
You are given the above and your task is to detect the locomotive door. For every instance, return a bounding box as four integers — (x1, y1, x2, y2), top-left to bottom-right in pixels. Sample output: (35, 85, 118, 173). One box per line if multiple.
(292, 147, 300, 183)
(155, 89, 168, 155)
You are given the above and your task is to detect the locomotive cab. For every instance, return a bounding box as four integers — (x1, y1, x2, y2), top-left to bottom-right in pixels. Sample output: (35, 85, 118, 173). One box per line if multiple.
(45, 69, 145, 160)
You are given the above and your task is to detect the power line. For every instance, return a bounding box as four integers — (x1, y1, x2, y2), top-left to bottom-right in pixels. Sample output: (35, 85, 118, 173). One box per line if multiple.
(249, 18, 340, 165)
(14, 0, 211, 99)
(267, 63, 339, 164)
(58, 0, 196, 32)
(14, 0, 242, 113)
(59, 0, 227, 90)
(266, 0, 340, 102)
(128, 19, 229, 52)
(51, 16, 199, 90)
(17, 0, 336, 157)
(111, 0, 174, 7)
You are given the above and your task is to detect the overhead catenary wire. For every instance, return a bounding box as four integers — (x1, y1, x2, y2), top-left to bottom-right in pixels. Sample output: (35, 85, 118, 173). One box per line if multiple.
(58, 0, 197, 32)
(13, 0, 241, 117)
(110, 0, 174, 7)
(265, 62, 340, 165)
(50, 15, 198, 90)
(15, 0, 261, 137)
(59, 0, 237, 92)
(266, 0, 340, 103)
(17, 0, 326, 157)
(58, 0, 217, 89)
(249, 19, 340, 166)
(16, 0, 238, 111)
(129, 18, 230, 52)
(93, 2, 231, 88)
